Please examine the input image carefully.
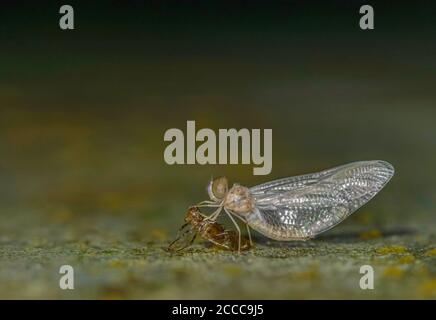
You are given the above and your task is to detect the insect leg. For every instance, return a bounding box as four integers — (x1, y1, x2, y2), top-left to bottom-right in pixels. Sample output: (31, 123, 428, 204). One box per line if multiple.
(187, 233, 197, 247)
(174, 232, 197, 252)
(207, 236, 232, 251)
(229, 212, 253, 247)
(197, 204, 222, 210)
(196, 200, 220, 207)
(197, 204, 222, 211)
(167, 236, 180, 250)
(196, 204, 222, 219)
(224, 208, 241, 253)
(204, 206, 223, 221)
(167, 222, 189, 247)
(167, 222, 201, 252)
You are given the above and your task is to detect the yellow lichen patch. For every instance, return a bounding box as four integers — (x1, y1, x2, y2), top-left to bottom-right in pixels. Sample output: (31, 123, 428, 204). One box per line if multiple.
(376, 246, 408, 255)
(359, 229, 382, 240)
(419, 278, 436, 298)
(424, 248, 436, 257)
(397, 255, 415, 264)
(383, 266, 405, 278)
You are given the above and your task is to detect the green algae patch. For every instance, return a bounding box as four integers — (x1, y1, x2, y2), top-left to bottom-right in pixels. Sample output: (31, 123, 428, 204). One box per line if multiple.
(383, 266, 406, 278)
(0, 204, 434, 299)
(376, 246, 408, 255)
(419, 278, 436, 298)
(397, 255, 415, 264)
(424, 248, 436, 257)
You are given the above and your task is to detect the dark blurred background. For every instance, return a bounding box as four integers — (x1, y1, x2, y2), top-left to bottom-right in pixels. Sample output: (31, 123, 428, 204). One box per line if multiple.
(1, 1, 435, 225)
(0, 1, 435, 298)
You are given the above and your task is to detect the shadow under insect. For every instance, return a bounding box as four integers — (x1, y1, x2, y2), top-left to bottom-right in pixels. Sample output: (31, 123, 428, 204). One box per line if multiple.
(167, 206, 251, 252)
(251, 227, 417, 249)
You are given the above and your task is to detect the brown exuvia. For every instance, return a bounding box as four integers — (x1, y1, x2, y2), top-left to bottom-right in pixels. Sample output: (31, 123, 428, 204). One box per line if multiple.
(167, 206, 251, 252)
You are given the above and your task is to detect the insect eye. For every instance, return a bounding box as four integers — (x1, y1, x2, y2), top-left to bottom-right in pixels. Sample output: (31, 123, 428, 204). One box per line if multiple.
(207, 177, 228, 201)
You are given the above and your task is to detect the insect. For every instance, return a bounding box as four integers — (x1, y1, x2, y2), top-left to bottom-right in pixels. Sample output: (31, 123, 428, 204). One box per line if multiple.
(167, 206, 251, 252)
(196, 160, 395, 252)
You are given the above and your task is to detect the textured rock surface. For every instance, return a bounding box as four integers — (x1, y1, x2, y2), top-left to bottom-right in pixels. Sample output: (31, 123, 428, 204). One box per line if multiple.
(0, 206, 435, 299)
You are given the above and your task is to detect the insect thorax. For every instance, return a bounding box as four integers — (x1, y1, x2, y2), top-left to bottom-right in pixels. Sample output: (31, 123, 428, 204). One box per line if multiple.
(185, 206, 203, 225)
(224, 185, 254, 215)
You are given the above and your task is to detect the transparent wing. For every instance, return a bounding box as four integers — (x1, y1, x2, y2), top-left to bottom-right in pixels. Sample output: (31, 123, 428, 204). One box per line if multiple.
(246, 160, 395, 240)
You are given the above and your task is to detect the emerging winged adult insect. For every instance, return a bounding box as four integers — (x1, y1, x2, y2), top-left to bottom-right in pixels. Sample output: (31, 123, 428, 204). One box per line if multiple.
(167, 206, 251, 252)
(196, 160, 395, 252)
